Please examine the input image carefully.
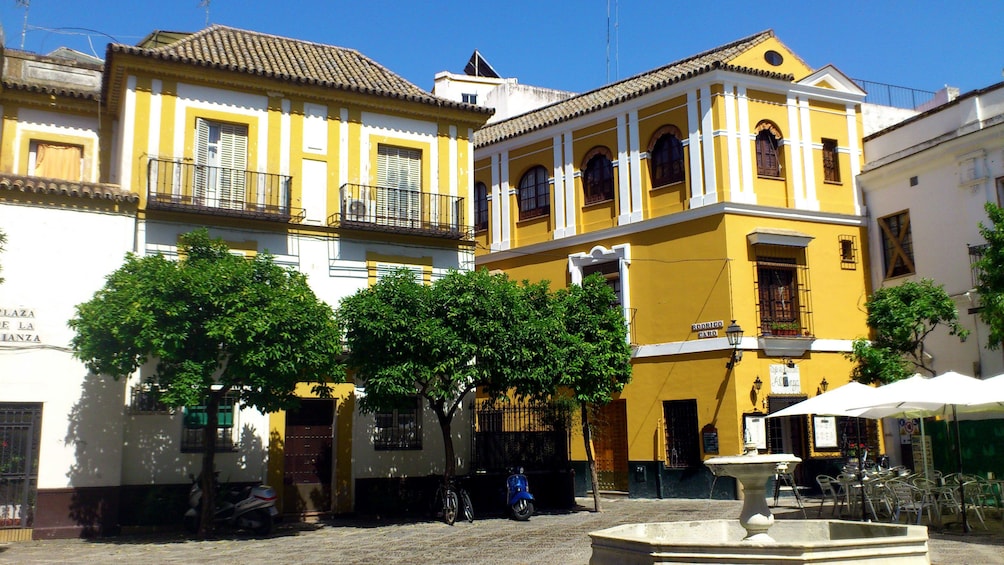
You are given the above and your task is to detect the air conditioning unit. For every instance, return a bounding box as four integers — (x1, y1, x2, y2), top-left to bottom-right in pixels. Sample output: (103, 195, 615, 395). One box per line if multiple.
(344, 197, 371, 222)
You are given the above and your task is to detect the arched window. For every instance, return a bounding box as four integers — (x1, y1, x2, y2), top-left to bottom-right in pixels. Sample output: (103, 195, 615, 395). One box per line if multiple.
(581, 147, 614, 205)
(649, 126, 685, 187)
(755, 121, 783, 178)
(474, 182, 488, 231)
(518, 165, 550, 220)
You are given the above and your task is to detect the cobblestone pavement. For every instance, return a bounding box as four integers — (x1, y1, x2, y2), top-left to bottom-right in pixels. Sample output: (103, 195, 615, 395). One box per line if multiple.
(1, 496, 1003, 564)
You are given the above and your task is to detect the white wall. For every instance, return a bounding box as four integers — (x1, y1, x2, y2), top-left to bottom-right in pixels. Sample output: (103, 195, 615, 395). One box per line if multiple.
(0, 203, 135, 489)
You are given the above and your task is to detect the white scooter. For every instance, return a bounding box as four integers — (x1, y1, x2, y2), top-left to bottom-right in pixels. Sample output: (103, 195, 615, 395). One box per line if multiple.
(184, 473, 278, 536)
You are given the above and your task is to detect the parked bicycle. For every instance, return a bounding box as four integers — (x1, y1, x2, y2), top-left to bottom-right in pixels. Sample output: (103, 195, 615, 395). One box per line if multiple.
(431, 476, 473, 525)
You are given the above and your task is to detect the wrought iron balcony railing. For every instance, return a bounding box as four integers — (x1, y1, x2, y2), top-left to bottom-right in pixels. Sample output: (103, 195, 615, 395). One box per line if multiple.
(969, 243, 989, 288)
(328, 183, 472, 240)
(146, 158, 303, 222)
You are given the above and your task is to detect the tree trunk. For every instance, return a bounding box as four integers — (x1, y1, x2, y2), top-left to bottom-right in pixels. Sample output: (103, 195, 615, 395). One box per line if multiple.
(581, 404, 602, 512)
(436, 407, 456, 482)
(199, 394, 221, 538)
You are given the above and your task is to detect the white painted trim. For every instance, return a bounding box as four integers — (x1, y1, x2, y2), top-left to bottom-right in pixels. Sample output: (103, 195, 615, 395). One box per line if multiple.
(119, 75, 138, 193)
(148, 80, 162, 159)
(687, 89, 704, 208)
(723, 82, 741, 203)
(616, 114, 631, 224)
(552, 135, 566, 238)
(700, 86, 718, 205)
(798, 98, 819, 211)
(280, 99, 291, 176)
(477, 200, 865, 265)
(628, 110, 643, 222)
(568, 243, 632, 333)
(448, 125, 458, 199)
(737, 86, 756, 205)
(563, 133, 576, 236)
(633, 336, 855, 359)
(500, 153, 511, 250)
(786, 94, 807, 209)
(339, 108, 349, 187)
(845, 104, 863, 215)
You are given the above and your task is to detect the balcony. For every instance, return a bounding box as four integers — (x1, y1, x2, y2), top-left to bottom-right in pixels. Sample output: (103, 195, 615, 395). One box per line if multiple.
(146, 158, 304, 223)
(329, 183, 472, 241)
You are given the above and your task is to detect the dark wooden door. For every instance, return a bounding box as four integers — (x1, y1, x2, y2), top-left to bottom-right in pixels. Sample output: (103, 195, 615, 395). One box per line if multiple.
(283, 399, 334, 515)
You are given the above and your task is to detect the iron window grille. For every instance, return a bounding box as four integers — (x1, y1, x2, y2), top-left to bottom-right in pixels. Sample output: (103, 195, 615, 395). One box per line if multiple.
(181, 395, 239, 453)
(663, 399, 699, 468)
(754, 249, 813, 337)
(130, 383, 175, 414)
(374, 396, 422, 450)
(822, 138, 840, 183)
(650, 132, 685, 187)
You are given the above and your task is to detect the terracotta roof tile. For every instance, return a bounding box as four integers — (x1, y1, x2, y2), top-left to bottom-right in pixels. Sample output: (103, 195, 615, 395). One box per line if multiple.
(106, 25, 490, 116)
(0, 173, 137, 202)
(474, 30, 788, 147)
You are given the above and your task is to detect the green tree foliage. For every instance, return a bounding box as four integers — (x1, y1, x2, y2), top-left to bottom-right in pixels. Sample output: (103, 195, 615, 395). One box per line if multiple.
(69, 229, 343, 535)
(339, 268, 548, 481)
(976, 202, 1004, 348)
(849, 279, 968, 384)
(550, 274, 632, 511)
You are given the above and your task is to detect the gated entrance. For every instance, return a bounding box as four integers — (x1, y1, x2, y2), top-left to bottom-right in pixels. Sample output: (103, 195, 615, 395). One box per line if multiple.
(591, 399, 629, 492)
(0, 404, 41, 531)
(283, 399, 334, 515)
(473, 398, 570, 472)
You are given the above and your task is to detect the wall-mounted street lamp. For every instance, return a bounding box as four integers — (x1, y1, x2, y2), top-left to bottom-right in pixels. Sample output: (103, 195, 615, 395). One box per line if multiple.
(753, 376, 763, 392)
(725, 320, 744, 369)
(820, 377, 829, 392)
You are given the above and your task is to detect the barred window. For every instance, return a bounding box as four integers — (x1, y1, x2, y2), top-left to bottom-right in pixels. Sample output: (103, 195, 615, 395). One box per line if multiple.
(822, 138, 840, 183)
(130, 383, 174, 414)
(649, 127, 685, 187)
(374, 396, 422, 450)
(663, 399, 699, 468)
(181, 395, 238, 453)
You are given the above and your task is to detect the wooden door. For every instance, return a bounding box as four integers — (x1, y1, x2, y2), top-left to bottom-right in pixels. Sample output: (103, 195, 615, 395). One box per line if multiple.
(283, 399, 334, 515)
(592, 400, 629, 492)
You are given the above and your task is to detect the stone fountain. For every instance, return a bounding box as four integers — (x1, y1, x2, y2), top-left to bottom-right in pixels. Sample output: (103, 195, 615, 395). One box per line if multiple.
(589, 445, 930, 564)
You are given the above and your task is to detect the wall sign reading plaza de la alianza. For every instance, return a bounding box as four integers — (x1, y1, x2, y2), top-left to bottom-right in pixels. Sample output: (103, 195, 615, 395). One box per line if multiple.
(0, 308, 40, 343)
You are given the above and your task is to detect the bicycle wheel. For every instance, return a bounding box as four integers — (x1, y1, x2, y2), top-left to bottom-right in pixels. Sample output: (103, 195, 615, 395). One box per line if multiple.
(460, 489, 474, 523)
(443, 489, 458, 525)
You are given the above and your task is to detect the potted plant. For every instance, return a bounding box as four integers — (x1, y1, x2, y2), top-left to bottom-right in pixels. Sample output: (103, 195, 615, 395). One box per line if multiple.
(767, 321, 800, 336)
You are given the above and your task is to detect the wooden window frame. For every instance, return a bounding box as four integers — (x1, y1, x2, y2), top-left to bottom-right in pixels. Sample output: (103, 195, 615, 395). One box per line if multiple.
(518, 165, 550, 220)
(878, 211, 915, 278)
(822, 138, 840, 183)
(755, 121, 783, 178)
(581, 147, 615, 205)
(648, 125, 685, 187)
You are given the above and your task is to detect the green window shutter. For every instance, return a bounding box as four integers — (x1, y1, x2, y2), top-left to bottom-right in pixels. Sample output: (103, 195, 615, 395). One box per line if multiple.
(184, 404, 234, 428)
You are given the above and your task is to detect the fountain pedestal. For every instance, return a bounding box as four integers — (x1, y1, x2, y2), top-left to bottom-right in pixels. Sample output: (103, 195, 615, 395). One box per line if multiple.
(704, 449, 800, 542)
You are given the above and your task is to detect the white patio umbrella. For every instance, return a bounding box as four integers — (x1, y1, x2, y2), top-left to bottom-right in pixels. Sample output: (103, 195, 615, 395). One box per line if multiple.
(965, 373, 1004, 413)
(851, 371, 990, 532)
(765, 381, 878, 419)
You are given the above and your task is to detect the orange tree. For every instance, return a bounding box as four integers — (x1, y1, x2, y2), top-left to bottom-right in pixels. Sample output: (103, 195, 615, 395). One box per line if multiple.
(69, 229, 343, 536)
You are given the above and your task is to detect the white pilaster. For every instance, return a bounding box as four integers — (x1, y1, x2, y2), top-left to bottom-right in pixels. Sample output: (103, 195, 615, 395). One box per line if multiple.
(628, 110, 643, 222)
(723, 83, 741, 203)
(552, 134, 567, 238)
(563, 132, 576, 237)
(147, 80, 161, 159)
(786, 94, 806, 209)
(798, 98, 819, 211)
(280, 99, 291, 175)
(119, 75, 137, 193)
(687, 89, 704, 209)
(616, 114, 632, 225)
(339, 108, 349, 187)
(737, 86, 756, 205)
(845, 105, 863, 215)
(700, 86, 718, 205)
(449, 125, 458, 198)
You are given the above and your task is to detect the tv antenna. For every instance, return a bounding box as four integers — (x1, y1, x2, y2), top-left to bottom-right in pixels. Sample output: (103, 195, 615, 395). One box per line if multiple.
(199, 0, 211, 27)
(15, 0, 30, 49)
(605, 0, 619, 83)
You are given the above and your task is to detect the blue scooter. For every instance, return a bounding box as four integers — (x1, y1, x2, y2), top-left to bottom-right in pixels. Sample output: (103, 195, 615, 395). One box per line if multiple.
(506, 467, 534, 520)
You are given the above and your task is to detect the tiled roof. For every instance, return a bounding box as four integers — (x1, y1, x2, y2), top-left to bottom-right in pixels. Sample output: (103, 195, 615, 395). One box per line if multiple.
(106, 25, 490, 116)
(474, 30, 789, 147)
(0, 173, 137, 202)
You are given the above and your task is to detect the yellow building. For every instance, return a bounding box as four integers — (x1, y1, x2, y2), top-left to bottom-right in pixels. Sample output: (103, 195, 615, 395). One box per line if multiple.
(0, 26, 490, 537)
(472, 30, 874, 497)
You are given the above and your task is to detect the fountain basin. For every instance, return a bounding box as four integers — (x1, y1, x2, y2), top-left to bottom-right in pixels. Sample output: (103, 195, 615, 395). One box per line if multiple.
(589, 519, 929, 564)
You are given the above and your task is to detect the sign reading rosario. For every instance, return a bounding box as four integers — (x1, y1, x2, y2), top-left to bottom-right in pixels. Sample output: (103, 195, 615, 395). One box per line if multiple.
(0, 308, 40, 343)
(691, 320, 723, 339)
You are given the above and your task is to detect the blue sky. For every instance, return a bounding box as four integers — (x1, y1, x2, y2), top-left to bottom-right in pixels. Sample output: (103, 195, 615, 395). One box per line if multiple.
(1, 1, 1001, 97)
